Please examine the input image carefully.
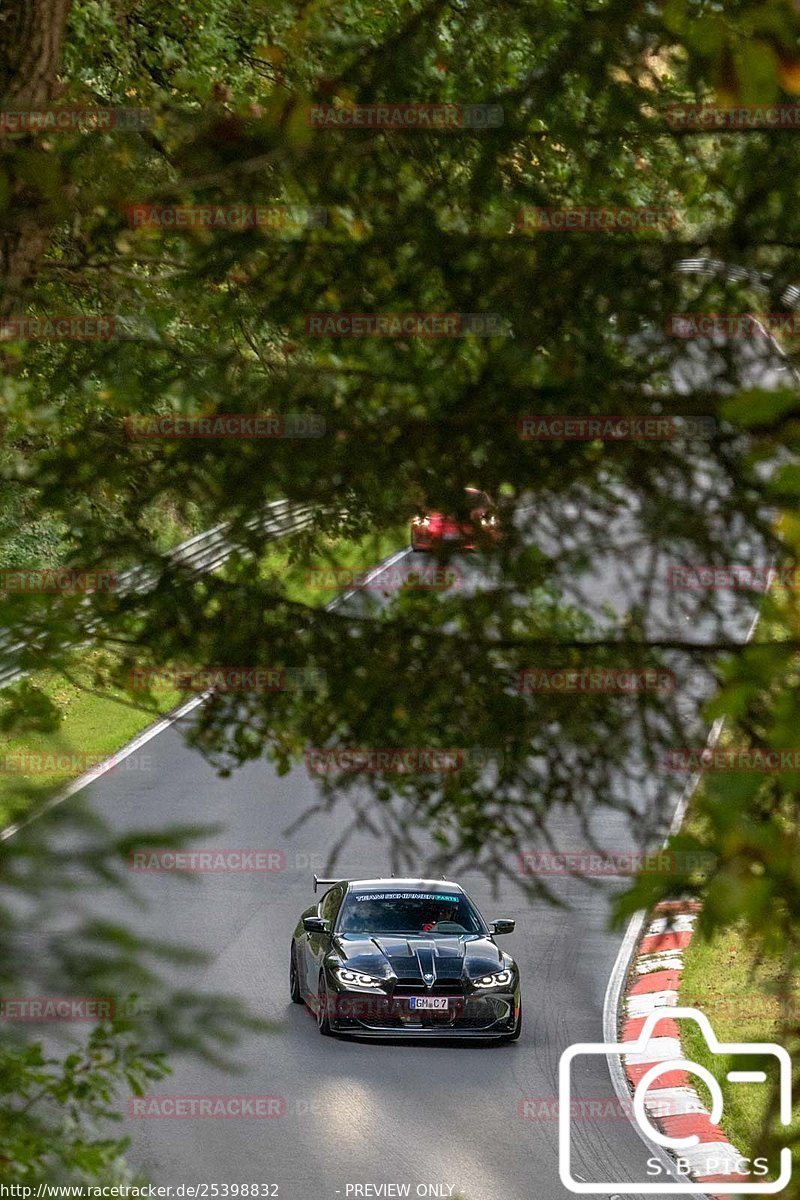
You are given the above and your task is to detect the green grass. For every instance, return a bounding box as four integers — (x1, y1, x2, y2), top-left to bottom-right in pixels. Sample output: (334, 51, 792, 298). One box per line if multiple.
(679, 926, 798, 1166)
(0, 525, 407, 828)
(0, 653, 182, 827)
(673, 570, 800, 1166)
(257, 525, 407, 606)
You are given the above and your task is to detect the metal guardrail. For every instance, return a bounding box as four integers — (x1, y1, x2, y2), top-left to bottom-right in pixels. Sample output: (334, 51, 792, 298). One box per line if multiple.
(0, 498, 315, 690)
(675, 257, 800, 309)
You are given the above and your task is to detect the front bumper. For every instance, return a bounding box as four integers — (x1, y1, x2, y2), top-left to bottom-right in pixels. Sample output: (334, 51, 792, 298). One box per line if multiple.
(323, 985, 520, 1038)
(411, 531, 475, 551)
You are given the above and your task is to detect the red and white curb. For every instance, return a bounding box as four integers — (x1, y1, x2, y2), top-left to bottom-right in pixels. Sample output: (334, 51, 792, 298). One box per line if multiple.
(620, 899, 749, 1195)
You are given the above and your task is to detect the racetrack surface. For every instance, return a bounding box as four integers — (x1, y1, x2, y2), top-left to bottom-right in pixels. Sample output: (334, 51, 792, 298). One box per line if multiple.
(22, 331, 790, 1199)
(27, 527, 753, 1200)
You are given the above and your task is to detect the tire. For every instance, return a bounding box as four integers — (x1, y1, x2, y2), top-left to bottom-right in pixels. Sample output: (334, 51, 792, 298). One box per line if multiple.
(500, 1003, 522, 1043)
(289, 944, 303, 1004)
(317, 972, 333, 1036)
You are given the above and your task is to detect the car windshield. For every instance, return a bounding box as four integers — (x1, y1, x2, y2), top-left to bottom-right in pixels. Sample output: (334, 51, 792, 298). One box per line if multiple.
(336, 890, 484, 935)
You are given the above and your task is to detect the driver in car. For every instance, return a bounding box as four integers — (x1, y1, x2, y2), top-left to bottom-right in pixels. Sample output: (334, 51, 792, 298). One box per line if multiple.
(420, 903, 457, 932)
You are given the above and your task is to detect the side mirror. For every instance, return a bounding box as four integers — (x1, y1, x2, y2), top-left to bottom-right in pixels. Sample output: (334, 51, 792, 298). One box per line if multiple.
(491, 919, 515, 936)
(303, 916, 330, 934)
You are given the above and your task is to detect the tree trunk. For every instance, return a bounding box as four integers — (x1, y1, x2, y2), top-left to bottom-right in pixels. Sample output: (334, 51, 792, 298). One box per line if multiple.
(0, 0, 73, 317)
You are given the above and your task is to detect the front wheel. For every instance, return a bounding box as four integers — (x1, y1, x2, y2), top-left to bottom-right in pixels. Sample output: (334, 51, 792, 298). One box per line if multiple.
(289, 944, 303, 1004)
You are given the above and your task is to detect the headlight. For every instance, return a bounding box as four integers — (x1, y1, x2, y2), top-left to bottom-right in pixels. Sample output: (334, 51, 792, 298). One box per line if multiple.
(334, 967, 384, 988)
(412, 515, 431, 527)
(472, 969, 513, 989)
(480, 514, 499, 528)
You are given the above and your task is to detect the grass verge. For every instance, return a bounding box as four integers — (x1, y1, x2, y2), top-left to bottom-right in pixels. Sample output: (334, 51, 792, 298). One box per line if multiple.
(257, 526, 407, 606)
(0, 653, 182, 828)
(679, 926, 796, 1162)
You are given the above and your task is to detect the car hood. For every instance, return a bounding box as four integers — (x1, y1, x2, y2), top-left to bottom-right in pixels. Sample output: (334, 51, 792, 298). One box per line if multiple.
(332, 933, 507, 982)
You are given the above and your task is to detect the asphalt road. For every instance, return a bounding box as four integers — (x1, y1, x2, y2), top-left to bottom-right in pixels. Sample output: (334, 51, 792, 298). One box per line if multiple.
(29, 528, 752, 1200)
(52, 653, 664, 1200)
(20, 328, 791, 1199)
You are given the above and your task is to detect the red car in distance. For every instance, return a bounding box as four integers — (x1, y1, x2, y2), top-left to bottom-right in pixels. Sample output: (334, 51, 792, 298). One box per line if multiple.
(411, 488, 502, 551)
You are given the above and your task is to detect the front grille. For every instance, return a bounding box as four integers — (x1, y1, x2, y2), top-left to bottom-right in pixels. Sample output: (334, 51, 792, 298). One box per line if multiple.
(392, 980, 463, 996)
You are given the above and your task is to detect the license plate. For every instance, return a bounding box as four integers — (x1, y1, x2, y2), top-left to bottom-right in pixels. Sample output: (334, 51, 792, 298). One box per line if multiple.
(409, 996, 448, 1011)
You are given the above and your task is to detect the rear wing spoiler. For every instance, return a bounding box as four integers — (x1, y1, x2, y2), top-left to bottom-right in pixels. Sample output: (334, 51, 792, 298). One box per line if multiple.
(313, 874, 347, 893)
(313, 874, 450, 892)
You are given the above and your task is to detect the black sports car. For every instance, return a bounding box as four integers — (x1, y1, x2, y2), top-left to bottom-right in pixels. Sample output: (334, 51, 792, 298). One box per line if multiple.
(289, 876, 521, 1041)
